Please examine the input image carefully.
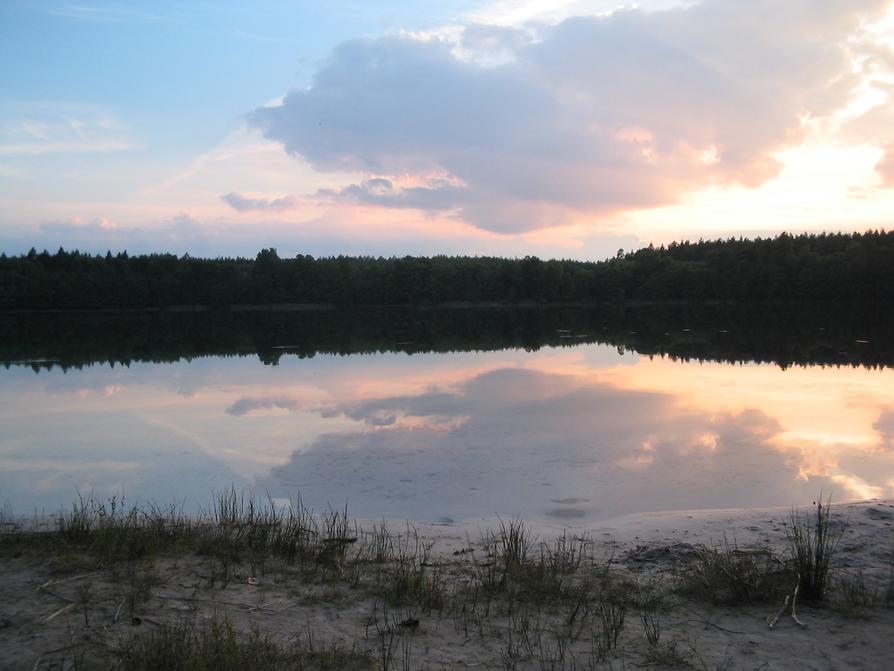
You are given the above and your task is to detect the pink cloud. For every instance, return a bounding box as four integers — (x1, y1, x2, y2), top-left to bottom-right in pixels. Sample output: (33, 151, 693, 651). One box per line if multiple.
(875, 143, 894, 186)
(250, 1, 891, 234)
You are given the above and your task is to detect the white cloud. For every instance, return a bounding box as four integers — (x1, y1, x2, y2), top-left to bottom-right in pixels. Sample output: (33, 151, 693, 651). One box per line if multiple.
(466, 0, 692, 27)
(250, 0, 893, 234)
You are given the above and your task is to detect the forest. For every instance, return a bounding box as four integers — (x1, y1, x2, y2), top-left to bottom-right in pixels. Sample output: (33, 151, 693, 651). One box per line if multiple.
(3, 303, 892, 372)
(1, 230, 892, 310)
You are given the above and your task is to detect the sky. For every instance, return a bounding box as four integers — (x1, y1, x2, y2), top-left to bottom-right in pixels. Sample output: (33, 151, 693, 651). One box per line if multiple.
(1, 0, 893, 260)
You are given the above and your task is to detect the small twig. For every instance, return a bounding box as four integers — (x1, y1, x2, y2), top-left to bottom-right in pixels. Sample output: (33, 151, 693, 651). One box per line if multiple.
(37, 571, 101, 591)
(680, 605, 743, 634)
(44, 602, 76, 623)
(114, 597, 126, 623)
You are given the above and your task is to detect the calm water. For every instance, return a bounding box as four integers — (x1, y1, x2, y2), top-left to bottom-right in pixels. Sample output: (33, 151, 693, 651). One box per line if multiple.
(2, 307, 893, 522)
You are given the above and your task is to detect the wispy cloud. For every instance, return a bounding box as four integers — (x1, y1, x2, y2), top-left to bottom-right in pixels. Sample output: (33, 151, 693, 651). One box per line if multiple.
(37, 2, 175, 24)
(142, 128, 297, 194)
(0, 139, 139, 156)
(0, 105, 141, 156)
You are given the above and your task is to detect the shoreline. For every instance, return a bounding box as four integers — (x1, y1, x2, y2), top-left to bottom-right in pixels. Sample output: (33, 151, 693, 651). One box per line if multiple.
(2, 498, 892, 669)
(3, 298, 893, 316)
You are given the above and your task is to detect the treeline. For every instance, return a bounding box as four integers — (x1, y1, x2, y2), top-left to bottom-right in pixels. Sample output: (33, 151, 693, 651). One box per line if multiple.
(3, 303, 892, 371)
(1, 230, 892, 310)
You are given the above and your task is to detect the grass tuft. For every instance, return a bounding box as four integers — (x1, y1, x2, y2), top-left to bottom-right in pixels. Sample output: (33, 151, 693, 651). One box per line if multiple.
(680, 535, 789, 605)
(786, 494, 844, 602)
(116, 617, 374, 671)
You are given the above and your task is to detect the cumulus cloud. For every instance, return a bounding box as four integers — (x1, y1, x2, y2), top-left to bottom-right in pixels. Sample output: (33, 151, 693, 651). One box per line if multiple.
(221, 191, 299, 212)
(250, 0, 892, 233)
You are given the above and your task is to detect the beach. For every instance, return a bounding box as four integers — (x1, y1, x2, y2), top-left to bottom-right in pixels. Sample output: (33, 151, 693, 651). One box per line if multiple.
(1, 498, 892, 669)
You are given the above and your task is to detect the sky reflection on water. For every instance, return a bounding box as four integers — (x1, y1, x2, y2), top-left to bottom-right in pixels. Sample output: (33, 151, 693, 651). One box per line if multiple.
(1, 345, 892, 522)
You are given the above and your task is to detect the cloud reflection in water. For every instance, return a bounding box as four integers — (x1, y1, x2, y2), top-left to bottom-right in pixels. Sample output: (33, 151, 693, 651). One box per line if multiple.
(261, 367, 894, 523)
(2, 345, 892, 520)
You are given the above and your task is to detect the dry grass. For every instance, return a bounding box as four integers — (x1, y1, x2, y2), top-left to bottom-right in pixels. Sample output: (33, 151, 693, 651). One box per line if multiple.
(679, 535, 790, 605)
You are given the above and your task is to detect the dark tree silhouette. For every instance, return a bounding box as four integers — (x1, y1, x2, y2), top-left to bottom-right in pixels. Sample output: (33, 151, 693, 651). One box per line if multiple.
(0, 230, 892, 310)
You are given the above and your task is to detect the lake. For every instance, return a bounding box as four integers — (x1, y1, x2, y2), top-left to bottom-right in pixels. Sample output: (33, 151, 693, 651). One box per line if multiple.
(2, 305, 893, 522)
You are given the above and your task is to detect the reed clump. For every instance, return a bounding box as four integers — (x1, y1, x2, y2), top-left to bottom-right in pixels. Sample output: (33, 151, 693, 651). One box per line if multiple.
(786, 494, 844, 602)
(56, 493, 191, 563)
(474, 519, 594, 605)
(41, 489, 364, 575)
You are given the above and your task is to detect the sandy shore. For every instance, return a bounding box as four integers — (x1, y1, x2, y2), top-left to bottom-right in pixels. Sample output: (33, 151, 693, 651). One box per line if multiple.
(1, 499, 892, 670)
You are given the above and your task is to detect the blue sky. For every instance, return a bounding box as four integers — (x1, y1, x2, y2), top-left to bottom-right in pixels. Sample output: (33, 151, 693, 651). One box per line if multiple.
(1, 0, 893, 259)
(1, 2, 482, 152)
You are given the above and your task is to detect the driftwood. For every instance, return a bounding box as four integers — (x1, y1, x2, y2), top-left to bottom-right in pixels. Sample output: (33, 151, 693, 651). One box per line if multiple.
(767, 594, 790, 629)
(768, 577, 807, 629)
(680, 605, 744, 635)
